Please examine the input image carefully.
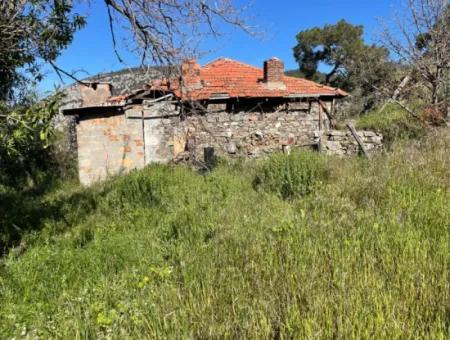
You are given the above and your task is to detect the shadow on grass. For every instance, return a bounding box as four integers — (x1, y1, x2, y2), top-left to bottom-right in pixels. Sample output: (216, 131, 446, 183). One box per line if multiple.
(0, 177, 102, 256)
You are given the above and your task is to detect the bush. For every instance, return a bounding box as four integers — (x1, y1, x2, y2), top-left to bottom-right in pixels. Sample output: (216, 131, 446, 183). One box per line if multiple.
(254, 150, 328, 199)
(355, 103, 425, 145)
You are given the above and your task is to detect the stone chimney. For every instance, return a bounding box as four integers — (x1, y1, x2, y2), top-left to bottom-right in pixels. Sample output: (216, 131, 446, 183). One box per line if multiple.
(79, 82, 112, 107)
(181, 59, 201, 89)
(263, 57, 286, 89)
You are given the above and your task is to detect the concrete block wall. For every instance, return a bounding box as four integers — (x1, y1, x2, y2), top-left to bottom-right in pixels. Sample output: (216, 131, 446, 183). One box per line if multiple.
(77, 112, 145, 185)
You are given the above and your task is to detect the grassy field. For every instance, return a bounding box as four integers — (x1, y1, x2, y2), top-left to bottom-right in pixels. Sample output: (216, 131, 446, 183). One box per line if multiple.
(0, 129, 449, 338)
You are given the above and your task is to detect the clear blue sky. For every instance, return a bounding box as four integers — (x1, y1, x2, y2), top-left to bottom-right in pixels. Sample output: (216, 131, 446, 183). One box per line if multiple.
(39, 0, 400, 94)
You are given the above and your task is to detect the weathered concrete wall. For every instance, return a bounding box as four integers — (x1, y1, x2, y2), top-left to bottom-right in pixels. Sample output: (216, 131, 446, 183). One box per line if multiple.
(57, 67, 165, 154)
(77, 112, 145, 185)
(125, 102, 179, 163)
(75, 100, 382, 185)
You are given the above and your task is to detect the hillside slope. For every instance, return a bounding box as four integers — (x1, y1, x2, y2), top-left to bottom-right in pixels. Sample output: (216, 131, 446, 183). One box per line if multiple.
(0, 130, 449, 338)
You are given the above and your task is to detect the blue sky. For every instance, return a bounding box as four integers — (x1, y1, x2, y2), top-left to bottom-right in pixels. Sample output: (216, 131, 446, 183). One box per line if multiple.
(39, 0, 400, 94)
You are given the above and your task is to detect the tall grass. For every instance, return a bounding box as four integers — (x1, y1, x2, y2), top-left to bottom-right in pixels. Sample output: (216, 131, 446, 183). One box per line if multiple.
(253, 150, 329, 199)
(355, 103, 425, 146)
(0, 130, 448, 338)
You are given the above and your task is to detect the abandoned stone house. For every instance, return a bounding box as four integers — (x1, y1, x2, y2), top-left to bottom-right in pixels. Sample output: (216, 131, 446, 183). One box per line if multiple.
(62, 57, 382, 185)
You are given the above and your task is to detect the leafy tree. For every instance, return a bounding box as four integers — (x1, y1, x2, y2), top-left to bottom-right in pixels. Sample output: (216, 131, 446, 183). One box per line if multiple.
(0, 1, 86, 102)
(0, 1, 85, 184)
(293, 20, 395, 90)
(293, 20, 402, 114)
(293, 20, 366, 85)
(0, 94, 63, 185)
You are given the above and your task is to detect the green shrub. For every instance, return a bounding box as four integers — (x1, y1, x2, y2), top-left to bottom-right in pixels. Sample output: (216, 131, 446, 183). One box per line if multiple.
(254, 150, 328, 199)
(355, 103, 425, 145)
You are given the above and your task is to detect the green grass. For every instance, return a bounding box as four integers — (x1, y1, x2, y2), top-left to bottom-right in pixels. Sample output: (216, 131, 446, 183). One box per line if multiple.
(0, 130, 449, 338)
(253, 150, 329, 200)
(355, 103, 425, 146)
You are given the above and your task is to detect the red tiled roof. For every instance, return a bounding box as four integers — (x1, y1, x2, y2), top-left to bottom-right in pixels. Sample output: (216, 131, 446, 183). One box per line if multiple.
(150, 58, 348, 100)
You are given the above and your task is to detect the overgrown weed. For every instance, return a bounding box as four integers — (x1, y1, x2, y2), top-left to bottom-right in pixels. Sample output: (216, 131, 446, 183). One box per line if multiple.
(355, 103, 425, 146)
(0, 129, 448, 338)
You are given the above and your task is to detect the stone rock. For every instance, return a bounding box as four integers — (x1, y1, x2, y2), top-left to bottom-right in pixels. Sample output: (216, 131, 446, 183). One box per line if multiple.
(329, 130, 346, 136)
(217, 113, 229, 122)
(254, 131, 264, 140)
(231, 114, 244, 122)
(363, 131, 377, 137)
(226, 142, 237, 154)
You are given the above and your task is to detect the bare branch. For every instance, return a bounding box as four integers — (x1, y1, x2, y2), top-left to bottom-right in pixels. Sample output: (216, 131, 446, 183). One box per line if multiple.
(48, 61, 89, 87)
(103, 0, 253, 74)
(380, 0, 449, 108)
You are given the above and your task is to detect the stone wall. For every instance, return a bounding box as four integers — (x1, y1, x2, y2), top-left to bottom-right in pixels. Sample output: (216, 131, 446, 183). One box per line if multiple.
(75, 100, 383, 185)
(321, 130, 383, 155)
(179, 103, 327, 159)
(120, 100, 331, 169)
(76, 112, 145, 185)
(129, 99, 382, 162)
(172, 106, 382, 160)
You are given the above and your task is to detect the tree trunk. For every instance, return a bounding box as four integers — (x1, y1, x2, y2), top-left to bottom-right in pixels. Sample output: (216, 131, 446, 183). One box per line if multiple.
(431, 83, 439, 106)
(392, 75, 411, 101)
(325, 64, 340, 85)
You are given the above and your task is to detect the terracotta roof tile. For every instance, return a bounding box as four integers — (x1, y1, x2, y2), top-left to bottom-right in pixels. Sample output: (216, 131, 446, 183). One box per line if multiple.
(150, 58, 348, 100)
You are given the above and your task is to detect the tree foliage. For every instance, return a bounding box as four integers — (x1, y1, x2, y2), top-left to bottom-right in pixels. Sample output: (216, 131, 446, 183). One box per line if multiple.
(0, 1, 84, 184)
(0, 94, 63, 185)
(0, 0, 86, 102)
(293, 20, 396, 91)
(293, 20, 400, 113)
(293, 20, 366, 85)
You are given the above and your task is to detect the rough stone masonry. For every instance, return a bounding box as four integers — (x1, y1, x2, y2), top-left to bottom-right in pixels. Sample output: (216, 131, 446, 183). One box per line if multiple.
(74, 99, 382, 185)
